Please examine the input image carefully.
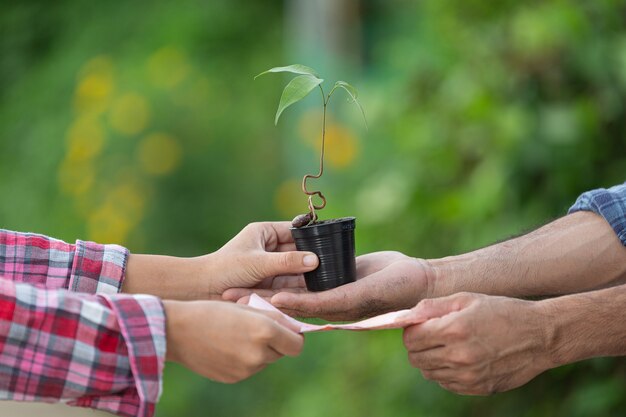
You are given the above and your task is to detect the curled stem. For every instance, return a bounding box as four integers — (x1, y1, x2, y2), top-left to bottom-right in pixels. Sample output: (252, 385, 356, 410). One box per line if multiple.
(302, 85, 334, 222)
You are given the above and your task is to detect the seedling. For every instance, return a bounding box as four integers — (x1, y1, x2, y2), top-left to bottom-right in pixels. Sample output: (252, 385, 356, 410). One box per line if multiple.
(255, 64, 366, 228)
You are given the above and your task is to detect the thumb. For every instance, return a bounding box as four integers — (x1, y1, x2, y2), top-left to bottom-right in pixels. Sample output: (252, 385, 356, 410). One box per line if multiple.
(257, 251, 319, 277)
(410, 292, 476, 321)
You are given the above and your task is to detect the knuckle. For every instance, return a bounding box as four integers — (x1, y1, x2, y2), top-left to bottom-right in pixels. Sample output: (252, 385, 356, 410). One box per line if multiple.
(485, 381, 500, 395)
(420, 370, 434, 380)
(253, 324, 276, 343)
(278, 253, 293, 269)
(451, 350, 474, 366)
(417, 298, 433, 310)
(243, 349, 265, 368)
(458, 371, 478, 384)
(444, 322, 467, 339)
(402, 329, 415, 347)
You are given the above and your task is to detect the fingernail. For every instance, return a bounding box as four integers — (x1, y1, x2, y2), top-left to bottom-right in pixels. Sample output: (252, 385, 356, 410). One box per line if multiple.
(303, 254, 318, 267)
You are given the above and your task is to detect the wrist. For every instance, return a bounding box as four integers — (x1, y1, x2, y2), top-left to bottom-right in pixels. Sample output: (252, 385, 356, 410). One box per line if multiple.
(417, 258, 439, 300)
(528, 299, 563, 370)
(425, 254, 468, 299)
(536, 296, 591, 369)
(163, 300, 186, 363)
(194, 252, 222, 299)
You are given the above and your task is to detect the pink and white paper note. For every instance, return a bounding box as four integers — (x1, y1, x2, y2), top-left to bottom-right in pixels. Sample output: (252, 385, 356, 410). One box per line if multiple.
(247, 294, 425, 333)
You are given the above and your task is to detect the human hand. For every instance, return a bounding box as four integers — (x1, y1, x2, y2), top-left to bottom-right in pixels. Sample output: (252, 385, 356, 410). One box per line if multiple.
(163, 299, 304, 383)
(124, 222, 317, 301)
(224, 251, 433, 321)
(202, 222, 319, 298)
(402, 292, 553, 395)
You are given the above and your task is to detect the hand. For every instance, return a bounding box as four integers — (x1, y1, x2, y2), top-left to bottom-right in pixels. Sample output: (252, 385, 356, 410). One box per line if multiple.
(402, 292, 553, 395)
(124, 222, 318, 301)
(204, 222, 318, 297)
(224, 251, 433, 321)
(163, 300, 304, 383)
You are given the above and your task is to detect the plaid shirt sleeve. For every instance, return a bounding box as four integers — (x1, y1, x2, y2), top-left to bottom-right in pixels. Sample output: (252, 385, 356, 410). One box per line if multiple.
(568, 182, 626, 246)
(0, 229, 128, 294)
(0, 277, 166, 417)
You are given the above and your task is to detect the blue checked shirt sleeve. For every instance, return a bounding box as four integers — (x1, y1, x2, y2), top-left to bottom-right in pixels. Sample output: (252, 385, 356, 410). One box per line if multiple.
(568, 182, 626, 246)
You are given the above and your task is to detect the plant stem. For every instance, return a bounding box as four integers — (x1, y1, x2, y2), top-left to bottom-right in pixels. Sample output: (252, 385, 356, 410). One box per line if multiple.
(301, 85, 329, 222)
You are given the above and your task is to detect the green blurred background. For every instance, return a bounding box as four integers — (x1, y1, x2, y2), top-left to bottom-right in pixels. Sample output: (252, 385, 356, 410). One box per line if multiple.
(2, 0, 626, 416)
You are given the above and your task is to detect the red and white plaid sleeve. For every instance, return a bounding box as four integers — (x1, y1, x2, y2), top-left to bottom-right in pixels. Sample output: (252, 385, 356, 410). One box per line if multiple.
(0, 230, 167, 416)
(0, 277, 166, 417)
(0, 229, 128, 294)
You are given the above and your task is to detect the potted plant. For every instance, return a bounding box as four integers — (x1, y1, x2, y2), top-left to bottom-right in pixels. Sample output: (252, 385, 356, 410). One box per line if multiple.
(256, 64, 367, 292)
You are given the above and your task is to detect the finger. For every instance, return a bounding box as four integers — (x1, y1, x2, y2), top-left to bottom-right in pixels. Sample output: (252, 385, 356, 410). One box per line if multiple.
(255, 309, 302, 334)
(264, 222, 296, 248)
(243, 222, 294, 252)
(271, 267, 409, 321)
(402, 319, 449, 352)
(270, 287, 355, 320)
(266, 322, 305, 357)
(270, 275, 306, 289)
(420, 367, 453, 380)
(355, 251, 406, 277)
(237, 295, 312, 319)
(276, 243, 297, 252)
(257, 251, 319, 277)
(407, 293, 476, 322)
(422, 368, 468, 383)
(407, 347, 451, 370)
(263, 346, 284, 363)
(222, 287, 308, 302)
(438, 381, 485, 396)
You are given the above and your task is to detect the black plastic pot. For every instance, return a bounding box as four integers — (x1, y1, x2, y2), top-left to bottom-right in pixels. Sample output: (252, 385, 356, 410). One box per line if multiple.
(290, 217, 357, 292)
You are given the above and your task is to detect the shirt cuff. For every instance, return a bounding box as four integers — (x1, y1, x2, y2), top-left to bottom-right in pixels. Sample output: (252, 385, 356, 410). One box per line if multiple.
(568, 182, 626, 246)
(68, 240, 129, 294)
(69, 294, 166, 417)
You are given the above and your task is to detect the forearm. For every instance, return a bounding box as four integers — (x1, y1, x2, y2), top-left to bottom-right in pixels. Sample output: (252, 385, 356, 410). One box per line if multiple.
(0, 277, 165, 417)
(427, 212, 626, 298)
(539, 284, 626, 367)
(123, 254, 214, 300)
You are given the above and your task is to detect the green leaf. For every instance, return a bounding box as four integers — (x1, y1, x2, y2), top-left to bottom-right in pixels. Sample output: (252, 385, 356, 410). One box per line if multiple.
(254, 64, 319, 80)
(334, 81, 368, 129)
(274, 75, 323, 125)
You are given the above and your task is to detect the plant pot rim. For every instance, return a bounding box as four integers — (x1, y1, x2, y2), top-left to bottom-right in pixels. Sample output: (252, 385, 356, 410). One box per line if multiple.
(290, 216, 356, 238)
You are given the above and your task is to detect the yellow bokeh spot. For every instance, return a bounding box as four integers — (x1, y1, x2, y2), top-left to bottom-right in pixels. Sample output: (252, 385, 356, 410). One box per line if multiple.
(137, 133, 183, 176)
(274, 179, 309, 219)
(66, 116, 105, 162)
(74, 56, 114, 114)
(297, 112, 357, 168)
(57, 159, 95, 196)
(105, 183, 146, 224)
(147, 46, 190, 89)
(322, 124, 359, 169)
(108, 93, 151, 136)
(88, 204, 132, 245)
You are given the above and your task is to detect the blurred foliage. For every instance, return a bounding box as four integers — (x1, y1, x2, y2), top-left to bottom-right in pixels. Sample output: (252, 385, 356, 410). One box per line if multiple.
(1, 0, 626, 416)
